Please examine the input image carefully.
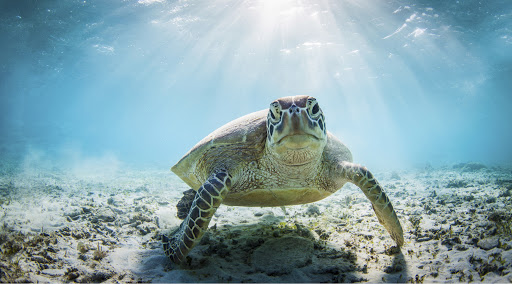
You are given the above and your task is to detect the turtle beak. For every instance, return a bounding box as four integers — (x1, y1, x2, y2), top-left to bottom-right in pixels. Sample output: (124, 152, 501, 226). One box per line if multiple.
(288, 105, 308, 136)
(276, 105, 319, 144)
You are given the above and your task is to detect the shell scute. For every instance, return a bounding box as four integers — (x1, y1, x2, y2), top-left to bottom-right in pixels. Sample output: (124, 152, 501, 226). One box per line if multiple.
(171, 110, 268, 189)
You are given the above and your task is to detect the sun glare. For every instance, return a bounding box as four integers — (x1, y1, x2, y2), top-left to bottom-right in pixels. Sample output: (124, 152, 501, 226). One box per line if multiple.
(137, 0, 480, 166)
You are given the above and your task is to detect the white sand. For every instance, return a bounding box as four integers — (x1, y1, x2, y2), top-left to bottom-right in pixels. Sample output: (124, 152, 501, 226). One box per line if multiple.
(0, 161, 511, 282)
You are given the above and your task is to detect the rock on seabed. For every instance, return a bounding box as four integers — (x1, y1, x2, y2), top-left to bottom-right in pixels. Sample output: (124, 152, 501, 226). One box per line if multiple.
(477, 236, 500, 250)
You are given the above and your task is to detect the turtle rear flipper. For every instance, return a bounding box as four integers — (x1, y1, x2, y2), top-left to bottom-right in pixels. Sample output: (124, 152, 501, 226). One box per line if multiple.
(337, 162, 404, 247)
(177, 189, 196, 220)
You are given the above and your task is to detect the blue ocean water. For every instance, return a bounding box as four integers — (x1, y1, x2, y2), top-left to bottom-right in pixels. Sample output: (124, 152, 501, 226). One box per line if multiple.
(1, 0, 511, 170)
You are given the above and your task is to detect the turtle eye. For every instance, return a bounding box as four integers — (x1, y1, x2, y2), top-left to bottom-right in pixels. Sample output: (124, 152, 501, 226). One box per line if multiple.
(307, 99, 321, 119)
(268, 102, 281, 123)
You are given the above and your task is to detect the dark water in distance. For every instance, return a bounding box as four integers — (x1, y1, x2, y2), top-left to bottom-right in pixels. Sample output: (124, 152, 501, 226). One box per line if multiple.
(1, 0, 511, 170)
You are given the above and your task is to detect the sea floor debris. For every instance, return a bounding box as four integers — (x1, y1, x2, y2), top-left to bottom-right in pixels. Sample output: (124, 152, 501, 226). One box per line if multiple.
(0, 162, 511, 282)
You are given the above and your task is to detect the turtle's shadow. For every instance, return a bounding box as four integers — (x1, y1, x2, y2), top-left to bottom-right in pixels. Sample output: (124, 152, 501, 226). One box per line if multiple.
(387, 251, 408, 283)
(165, 218, 364, 282)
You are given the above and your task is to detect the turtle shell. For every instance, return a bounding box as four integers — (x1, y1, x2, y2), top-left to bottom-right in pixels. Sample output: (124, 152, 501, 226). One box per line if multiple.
(171, 109, 268, 190)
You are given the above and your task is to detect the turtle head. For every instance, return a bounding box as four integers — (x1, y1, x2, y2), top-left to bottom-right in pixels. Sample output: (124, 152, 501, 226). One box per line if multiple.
(266, 95, 327, 166)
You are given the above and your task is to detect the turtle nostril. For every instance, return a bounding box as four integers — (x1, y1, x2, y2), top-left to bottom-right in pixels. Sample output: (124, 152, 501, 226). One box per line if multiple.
(289, 105, 300, 114)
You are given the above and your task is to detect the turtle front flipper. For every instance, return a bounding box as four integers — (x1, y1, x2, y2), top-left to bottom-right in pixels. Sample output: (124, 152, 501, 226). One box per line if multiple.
(163, 170, 231, 264)
(336, 162, 404, 247)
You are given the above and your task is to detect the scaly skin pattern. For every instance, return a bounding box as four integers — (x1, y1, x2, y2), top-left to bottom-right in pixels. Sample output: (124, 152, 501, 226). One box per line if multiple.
(166, 96, 404, 264)
(162, 170, 231, 264)
(335, 161, 404, 246)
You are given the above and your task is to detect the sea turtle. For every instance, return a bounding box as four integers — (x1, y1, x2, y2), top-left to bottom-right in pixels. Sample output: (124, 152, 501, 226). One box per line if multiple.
(163, 95, 404, 263)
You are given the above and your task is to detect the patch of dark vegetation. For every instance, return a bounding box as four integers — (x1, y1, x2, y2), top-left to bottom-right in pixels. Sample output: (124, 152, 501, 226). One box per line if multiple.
(470, 253, 507, 278)
(0, 220, 128, 283)
(488, 210, 512, 236)
(423, 203, 437, 214)
(0, 259, 26, 282)
(409, 215, 422, 236)
(455, 244, 468, 251)
(315, 228, 331, 240)
(0, 230, 60, 282)
(65, 268, 80, 281)
(441, 236, 461, 249)
(384, 246, 401, 256)
(413, 227, 452, 243)
(407, 274, 426, 283)
(79, 271, 114, 283)
(92, 243, 108, 261)
(0, 233, 24, 256)
(71, 229, 92, 240)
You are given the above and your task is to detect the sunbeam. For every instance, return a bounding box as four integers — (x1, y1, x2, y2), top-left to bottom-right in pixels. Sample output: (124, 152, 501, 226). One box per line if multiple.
(0, 0, 510, 168)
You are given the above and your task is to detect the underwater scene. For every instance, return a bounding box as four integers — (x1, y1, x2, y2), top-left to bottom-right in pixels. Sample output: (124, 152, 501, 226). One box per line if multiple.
(1, 0, 511, 282)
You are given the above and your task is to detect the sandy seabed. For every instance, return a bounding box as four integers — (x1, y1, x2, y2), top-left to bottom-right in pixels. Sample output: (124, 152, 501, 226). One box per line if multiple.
(0, 161, 511, 283)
